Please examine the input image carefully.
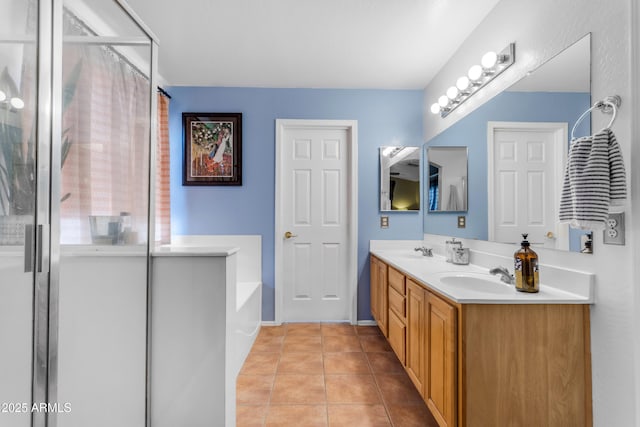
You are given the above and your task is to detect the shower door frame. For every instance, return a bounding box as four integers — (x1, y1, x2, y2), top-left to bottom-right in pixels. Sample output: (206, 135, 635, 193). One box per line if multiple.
(29, 1, 159, 426)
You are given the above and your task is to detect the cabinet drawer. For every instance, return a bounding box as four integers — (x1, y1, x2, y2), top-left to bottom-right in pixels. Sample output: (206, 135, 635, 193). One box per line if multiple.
(388, 267, 406, 295)
(388, 309, 406, 365)
(388, 285, 406, 318)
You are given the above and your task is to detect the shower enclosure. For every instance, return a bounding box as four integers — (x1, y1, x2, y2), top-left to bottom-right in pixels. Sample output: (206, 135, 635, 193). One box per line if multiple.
(0, 1, 157, 426)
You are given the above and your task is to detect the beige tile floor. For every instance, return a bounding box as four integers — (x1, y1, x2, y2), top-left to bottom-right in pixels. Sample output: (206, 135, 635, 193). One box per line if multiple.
(237, 323, 439, 427)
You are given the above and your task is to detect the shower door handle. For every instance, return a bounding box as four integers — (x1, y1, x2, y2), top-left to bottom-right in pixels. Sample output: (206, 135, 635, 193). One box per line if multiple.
(24, 224, 34, 273)
(37, 224, 48, 273)
(24, 224, 48, 273)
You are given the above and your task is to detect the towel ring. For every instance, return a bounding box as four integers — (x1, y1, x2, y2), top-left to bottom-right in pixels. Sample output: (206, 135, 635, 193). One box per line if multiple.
(571, 96, 620, 140)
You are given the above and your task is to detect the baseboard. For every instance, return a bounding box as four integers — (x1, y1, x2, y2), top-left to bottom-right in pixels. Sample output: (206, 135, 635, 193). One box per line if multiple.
(357, 320, 377, 326)
(262, 320, 375, 326)
(261, 321, 282, 326)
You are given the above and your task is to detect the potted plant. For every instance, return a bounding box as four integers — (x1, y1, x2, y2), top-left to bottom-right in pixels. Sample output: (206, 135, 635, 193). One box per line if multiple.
(0, 62, 81, 243)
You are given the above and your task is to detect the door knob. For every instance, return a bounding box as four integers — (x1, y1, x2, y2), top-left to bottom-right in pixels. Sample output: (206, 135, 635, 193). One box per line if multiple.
(546, 231, 555, 239)
(284, 231, 298, 239)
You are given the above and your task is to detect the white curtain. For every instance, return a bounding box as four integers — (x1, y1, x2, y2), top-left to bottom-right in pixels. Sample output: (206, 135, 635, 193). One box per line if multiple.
(60, 12, 150, 245)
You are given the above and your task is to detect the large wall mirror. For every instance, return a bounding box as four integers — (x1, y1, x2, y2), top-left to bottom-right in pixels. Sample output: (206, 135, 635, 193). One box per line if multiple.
(424, 33, 592, 253)
(380, 146, 421, 211)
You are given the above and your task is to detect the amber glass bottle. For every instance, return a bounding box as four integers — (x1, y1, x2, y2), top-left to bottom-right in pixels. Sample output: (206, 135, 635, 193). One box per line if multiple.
(514, 233, 539, 293)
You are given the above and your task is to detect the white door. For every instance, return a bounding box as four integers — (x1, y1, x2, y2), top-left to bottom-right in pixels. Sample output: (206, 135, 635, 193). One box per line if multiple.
(488, 122, 567, 249)
(275, 120, 357, 323)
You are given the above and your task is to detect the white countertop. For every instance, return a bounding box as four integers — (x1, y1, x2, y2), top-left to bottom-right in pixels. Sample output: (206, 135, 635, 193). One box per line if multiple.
(371, 248, 592, 304)
(152, 245, 239, 257)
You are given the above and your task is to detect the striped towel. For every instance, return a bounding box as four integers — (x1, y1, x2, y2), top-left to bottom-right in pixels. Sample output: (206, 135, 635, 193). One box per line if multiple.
(559, 128, 627, 229)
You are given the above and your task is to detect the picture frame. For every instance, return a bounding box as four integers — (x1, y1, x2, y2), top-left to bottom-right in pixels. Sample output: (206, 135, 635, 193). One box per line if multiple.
(182, 112, 242, 186)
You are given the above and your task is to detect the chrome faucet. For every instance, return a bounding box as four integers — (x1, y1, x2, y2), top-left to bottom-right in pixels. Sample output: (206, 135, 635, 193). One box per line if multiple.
(414, 246, 433, 257)
(490, 266, 515, 284)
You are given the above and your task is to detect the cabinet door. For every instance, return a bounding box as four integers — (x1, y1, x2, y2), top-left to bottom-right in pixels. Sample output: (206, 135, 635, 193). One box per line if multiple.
(406, 280, 426, 396)
(426, 293, 457, 427)
(377, 260, 388, 336)
(370, 256, 388, 336)
(388, 309, 406, 365)
(370, 256, 379, 321)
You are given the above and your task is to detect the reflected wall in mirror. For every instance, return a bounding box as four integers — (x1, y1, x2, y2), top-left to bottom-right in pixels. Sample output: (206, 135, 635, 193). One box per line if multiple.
(427, 147, 468, 212)
(423, 33, 592, 253)
(380, 146, 420, 211)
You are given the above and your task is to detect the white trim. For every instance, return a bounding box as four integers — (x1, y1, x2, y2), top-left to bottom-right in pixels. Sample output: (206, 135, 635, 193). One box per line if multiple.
(631, 1, 640, 424)
(357, 320, 377, 326)
(261, 321, 281, 327)
(487, 121, 568, 249)
(274, 119, 359, 326)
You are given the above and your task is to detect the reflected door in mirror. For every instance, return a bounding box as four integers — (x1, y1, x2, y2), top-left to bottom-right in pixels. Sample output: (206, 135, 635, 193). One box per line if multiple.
(380, 147, 421, 211)
(426, 147, 468, 212)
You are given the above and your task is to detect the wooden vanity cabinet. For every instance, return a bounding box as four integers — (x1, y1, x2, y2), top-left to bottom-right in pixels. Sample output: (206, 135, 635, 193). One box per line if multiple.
(369, 255, 388, 336)
(406, 279, 426, 395)
(426, 291, 457, 427)
(369, 254, 592, 427)
(387, 266, 407, 364)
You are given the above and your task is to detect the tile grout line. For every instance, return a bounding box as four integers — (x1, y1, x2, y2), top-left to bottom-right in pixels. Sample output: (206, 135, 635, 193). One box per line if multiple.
(361, 332, 397, 427)
(264, 323, 286, 426)
(322, 327, 329, 426)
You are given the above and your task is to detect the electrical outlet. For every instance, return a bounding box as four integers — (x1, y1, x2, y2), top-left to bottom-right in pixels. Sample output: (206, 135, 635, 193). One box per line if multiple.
(380, 216, 389, 229)
(603, 212, 625, 245)
(457, 216, 466, 228)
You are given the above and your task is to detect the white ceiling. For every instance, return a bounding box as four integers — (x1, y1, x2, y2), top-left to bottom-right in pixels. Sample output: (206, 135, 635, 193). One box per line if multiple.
(125, 0, 502, 89)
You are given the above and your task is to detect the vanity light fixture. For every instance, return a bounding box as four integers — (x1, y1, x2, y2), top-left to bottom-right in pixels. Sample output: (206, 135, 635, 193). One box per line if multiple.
(430, 42, 515, 118)
(382, 146, 405, 158)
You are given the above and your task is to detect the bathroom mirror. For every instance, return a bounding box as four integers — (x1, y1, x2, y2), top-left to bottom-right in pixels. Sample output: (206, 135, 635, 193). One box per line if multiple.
(380, 146, 421, 211)
(427, 147, 468, 212)
(424, 33, 591, 253)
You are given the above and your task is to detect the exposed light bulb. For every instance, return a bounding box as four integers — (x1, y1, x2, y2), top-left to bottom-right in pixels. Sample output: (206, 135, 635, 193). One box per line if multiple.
(481, 51, 498, 69)
(430, 103, 441, 114)
(0, 90, 5, 102)
(10, 97, 24, 109)
(456, 76, 470, 91)
(468, 65, 483, 81)
(438, 95, 449, 108)
(446, 86, 459, 100)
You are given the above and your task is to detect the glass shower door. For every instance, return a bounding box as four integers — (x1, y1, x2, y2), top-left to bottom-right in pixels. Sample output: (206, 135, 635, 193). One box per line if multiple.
(55, 1, 154, 426)
(0, 1, 42, 426)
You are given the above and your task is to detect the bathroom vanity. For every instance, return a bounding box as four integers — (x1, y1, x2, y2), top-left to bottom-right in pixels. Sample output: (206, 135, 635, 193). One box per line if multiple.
(370, 247, 593, 427)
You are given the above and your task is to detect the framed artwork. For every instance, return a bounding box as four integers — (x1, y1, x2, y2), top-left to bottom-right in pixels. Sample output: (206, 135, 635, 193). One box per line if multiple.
(182, 112, 242, 186)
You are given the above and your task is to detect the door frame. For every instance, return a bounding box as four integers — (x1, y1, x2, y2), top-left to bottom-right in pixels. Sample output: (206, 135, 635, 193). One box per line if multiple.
(487, 121, 568, 249)
(274, 119, 358, 325)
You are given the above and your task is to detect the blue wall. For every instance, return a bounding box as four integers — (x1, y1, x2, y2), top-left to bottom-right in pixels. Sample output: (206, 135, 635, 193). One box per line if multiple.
(424, 91, 590, 250)
(168, 87, 424, 321)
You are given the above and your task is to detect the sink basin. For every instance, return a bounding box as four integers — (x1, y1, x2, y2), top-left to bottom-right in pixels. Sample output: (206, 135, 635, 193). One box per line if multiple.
(435, 272, 514, 295)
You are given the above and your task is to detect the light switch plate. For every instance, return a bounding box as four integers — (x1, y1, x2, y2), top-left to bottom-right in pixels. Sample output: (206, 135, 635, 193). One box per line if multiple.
(603, 212, 625, 245)
(380, 216, 389, 229)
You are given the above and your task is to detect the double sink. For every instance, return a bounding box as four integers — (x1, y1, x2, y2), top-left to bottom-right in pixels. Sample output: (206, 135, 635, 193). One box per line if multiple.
(371, 248, 592, 304)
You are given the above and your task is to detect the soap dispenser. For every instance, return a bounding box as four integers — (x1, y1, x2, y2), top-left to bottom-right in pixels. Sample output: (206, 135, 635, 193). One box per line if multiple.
(445, 237, 462, 263)
(514, 233, 539, 293)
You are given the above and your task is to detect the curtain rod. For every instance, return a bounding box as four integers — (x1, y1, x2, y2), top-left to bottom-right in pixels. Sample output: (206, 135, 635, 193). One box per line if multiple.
(157, 86, 171, 99)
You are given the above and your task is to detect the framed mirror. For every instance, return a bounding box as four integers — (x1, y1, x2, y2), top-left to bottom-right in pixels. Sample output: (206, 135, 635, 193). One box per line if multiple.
(423, 33, 592, 253)
(380, 146, 420, 211)
(427, 147, 468, 212)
